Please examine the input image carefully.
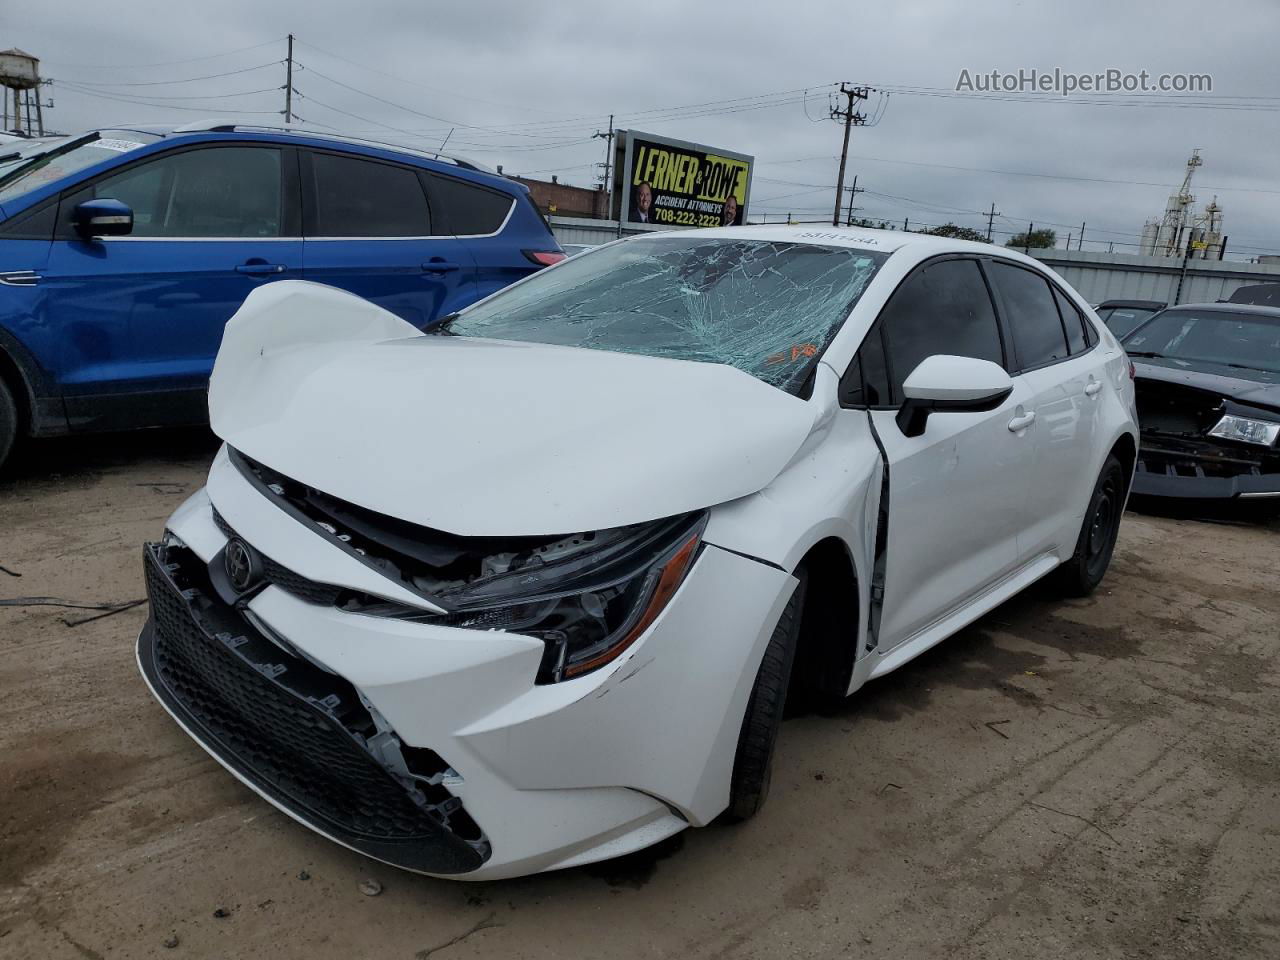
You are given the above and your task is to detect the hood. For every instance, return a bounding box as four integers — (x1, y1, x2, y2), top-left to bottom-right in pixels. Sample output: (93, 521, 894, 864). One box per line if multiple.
(209, 281, 819, 537)
(1132, 357, 1280, 414)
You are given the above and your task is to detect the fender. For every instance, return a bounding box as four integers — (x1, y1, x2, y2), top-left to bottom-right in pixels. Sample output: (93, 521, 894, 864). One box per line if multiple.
(0, 325, 67, 436)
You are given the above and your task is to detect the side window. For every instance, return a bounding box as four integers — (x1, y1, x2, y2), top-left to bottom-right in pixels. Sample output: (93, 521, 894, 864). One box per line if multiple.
(990, 262, 1070, 370)
(309, 153, 430, 237)
(73, 147, 283, 238)
(1052, 286, 1090, 353)
(840, 319, 891, 407)
(423, 173, 514, 235)
(878, 258, 1004, 402)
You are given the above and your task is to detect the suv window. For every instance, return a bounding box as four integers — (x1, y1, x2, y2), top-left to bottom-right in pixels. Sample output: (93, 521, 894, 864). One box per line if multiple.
(1052, 286, 1090, 353)
(68, 146, 282, 238)
(872, 258, 1004, 403)
(309, 152, 430, 237)
(423, 173, 513, 235)
(990, 262, 1070, 369)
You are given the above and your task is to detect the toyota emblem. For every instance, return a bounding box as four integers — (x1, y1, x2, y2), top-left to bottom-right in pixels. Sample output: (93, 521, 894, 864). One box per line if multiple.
(224, 537, 262, 593)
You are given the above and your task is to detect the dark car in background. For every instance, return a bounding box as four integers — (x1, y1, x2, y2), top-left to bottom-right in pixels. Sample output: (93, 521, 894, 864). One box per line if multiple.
(0, 122, 563, 471)
(1123, 302, 1280, 502)
(1094, 299, 1167, 339)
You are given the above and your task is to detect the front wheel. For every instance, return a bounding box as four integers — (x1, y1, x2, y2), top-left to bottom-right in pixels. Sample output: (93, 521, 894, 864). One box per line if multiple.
(722, 570, 806, 822)
(0, 378, 17, 474)
(1054, 453, 1127, 597)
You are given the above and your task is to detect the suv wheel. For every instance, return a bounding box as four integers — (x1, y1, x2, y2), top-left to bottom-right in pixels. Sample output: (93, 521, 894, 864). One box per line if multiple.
(0, 378, 17, 474)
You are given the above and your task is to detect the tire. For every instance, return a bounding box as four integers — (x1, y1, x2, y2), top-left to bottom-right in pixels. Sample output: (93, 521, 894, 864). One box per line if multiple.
(1054, 453, 1126, 597)
(0, 377, 16, 475)
(723, 569, 807, 822)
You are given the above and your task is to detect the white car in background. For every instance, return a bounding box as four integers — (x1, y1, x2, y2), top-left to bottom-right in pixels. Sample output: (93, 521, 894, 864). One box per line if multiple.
(138, 227, 1138, 880)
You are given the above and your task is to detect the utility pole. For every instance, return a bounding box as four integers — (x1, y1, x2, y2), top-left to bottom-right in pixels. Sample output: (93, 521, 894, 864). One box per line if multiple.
(1078, 221, 1086, 250)
(844, 174, 864, 226)
(985, 202, 1000, 242)
(829, 84, 869, 226)
(284, 34, 295, 124)
(592, 115, 615, 222)
(903, 217, 909, 231)
(1024, 222, 1033, 254)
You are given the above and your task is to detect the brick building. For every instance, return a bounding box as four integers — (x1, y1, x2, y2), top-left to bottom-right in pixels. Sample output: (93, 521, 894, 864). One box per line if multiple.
(507, 173, 608, 220)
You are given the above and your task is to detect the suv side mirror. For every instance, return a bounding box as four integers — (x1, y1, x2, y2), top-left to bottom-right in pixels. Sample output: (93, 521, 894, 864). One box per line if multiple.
(73, 198, 133, 238)
(896, 355, 1013, 437)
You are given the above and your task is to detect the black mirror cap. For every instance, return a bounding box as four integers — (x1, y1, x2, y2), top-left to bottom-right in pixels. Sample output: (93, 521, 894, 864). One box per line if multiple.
(72, 198, 134, 238)
(895, 385, 1014, 438)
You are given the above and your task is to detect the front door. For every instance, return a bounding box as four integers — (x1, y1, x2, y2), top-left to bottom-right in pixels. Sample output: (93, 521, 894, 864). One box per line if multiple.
(43, 144, 301, 429)
(850, 256, 1040, 650)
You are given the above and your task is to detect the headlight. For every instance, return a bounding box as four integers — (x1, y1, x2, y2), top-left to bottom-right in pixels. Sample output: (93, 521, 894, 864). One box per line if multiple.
(1208, 414, 1280, 447)
(351, 512, 707, 684)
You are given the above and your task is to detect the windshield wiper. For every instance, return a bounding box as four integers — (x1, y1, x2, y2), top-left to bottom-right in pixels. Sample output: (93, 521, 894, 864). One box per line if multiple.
(429, 312, 461, 335)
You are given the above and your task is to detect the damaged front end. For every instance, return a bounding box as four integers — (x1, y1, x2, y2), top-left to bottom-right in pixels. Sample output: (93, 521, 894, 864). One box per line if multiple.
(1131, 378, 1280, 499)
(137, 537, 491, 875)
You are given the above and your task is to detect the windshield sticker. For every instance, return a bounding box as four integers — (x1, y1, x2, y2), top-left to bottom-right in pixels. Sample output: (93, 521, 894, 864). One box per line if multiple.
(765, 344, 818, 366)
(89, 138, 147, 153)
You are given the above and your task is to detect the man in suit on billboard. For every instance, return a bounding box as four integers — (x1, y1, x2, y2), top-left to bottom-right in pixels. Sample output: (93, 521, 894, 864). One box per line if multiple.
(632, 181, 655, 224)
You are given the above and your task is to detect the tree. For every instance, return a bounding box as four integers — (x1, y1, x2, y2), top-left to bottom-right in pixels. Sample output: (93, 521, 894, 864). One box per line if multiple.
(1006, 228, 1057, 249)
(924, 223, 988, 243)
(849, 216, 892, 230)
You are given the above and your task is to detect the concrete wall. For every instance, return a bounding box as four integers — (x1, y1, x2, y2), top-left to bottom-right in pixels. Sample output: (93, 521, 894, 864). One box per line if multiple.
(546, 219, 1280, 308)
(1029, 248, 1280, 306)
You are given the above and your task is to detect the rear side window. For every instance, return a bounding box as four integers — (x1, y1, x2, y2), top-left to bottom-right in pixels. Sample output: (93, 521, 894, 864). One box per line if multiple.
(423, 173, 514, 235)
(878, 258, 1004, 402)
(1052, 286, 1090, 353)
(309, 153, 430, 237)
(990, 262, 1069, 370)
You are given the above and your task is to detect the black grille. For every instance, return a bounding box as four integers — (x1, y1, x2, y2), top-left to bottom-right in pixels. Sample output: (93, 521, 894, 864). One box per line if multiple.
(139, 543, 488, 874)
(212, 507, 344, 606)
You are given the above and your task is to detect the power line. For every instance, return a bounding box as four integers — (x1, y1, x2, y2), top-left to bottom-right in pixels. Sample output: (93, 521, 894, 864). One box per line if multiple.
(43, 38, 285, 71)
(55, 83, 281, 114)
(56, 61, 283, 87)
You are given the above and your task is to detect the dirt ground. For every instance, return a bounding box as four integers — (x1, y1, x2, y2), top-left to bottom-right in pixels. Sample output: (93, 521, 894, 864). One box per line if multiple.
(1, 429, 1277, 960)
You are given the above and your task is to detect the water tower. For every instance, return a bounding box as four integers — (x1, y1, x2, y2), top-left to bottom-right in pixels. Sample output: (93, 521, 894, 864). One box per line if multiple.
(0, 48, 45, 137)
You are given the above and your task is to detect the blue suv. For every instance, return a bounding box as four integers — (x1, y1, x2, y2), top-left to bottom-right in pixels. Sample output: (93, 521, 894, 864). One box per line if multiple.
(0, 122, 564, 469)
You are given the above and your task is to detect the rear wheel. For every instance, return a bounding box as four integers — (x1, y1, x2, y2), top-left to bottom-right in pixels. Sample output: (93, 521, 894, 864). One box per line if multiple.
(723, 570, 806, 822)
(0, 378, 17, 474)
(1054, 453, 1126, 596)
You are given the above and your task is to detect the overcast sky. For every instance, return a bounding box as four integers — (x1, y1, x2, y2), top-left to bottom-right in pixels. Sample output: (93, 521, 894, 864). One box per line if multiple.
(9, 0, 1279, 258)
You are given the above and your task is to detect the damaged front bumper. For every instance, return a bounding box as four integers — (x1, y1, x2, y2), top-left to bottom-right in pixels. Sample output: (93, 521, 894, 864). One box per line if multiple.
(135, 447, 796, 879)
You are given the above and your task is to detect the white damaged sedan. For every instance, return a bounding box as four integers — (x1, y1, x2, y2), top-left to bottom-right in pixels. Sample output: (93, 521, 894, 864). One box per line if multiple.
(138, 227, 1138, 880)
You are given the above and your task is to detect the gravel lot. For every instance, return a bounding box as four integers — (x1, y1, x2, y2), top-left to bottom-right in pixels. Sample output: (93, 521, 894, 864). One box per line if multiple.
(2, 429, 1278, 960)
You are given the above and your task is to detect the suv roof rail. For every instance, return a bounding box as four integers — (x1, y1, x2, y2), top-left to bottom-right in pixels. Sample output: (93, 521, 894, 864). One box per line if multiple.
(168, 119, 490, 173)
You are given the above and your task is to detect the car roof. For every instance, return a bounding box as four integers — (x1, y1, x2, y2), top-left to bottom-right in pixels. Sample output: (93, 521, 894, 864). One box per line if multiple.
(1162, 301, 1280, 318)
(641, 224, 1047, 263)
(1097, 299, 1166, 310)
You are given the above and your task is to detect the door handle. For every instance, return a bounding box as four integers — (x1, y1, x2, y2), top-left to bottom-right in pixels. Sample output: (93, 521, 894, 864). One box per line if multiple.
(1084, 380, 1102, 397)
(422, 260, 460, 274)
(235, 262, 286, 276)
(1008, 411, 1036, 432)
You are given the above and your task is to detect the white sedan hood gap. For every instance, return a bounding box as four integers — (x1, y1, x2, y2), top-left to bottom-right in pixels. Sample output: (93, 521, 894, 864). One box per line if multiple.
(209, 282, 818, 537)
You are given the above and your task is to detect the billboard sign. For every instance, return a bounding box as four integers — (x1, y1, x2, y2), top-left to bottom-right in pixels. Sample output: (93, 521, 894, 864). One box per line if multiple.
(618, 130, 753, 228)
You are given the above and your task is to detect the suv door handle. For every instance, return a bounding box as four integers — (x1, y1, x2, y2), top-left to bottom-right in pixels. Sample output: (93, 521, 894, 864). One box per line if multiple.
(1008, 411, 1036, 432)
(1084, 380, 1102, 397)
(235, 262, 286, 276)
(422, 260, 460, 274)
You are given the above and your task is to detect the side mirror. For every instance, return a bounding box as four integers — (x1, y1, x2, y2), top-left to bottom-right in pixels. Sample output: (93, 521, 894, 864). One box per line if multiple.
(896, 355, 1013, 437)
(72, 198, 133, 238)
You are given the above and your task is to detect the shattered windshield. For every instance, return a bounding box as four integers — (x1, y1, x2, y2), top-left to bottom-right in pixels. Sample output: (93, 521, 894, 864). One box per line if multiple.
(0, 131, 159, 202)
(447, 236, 888, 394)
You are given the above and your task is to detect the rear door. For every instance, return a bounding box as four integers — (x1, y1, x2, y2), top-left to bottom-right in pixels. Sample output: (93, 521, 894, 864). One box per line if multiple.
(851, 256, 1038, 651)
(43, 143, 302, 429)
(422, 172, 533, 302)
(986, 261, 1102, 560)
(301, 150, 473, 329)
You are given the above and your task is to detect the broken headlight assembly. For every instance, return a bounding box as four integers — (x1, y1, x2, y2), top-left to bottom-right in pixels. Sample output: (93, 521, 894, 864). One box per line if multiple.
(348, 512, 707, 684)
(1208, 414, 1280, 447)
